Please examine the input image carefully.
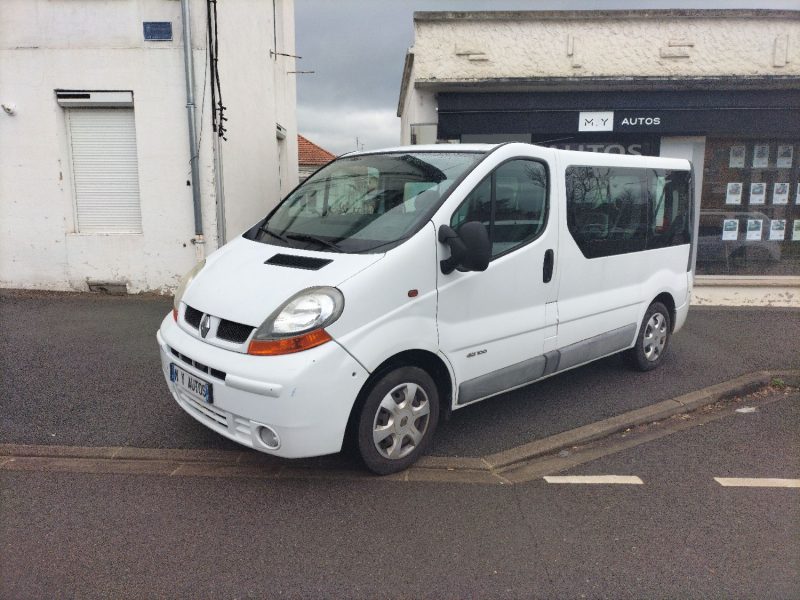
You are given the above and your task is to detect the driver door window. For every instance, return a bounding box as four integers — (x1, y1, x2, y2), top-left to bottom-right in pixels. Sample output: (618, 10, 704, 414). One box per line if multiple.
(450, 159, 548, 258)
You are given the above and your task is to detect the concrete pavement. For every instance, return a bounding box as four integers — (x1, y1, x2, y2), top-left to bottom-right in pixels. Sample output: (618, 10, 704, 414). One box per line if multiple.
(2, 290, 797, 598)
(2, 390, 797, 599)
(1, 290, 798, 460)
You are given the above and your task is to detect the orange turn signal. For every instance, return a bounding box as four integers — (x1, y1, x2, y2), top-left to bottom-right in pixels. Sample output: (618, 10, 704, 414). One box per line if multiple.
(247, 329, 332, 356)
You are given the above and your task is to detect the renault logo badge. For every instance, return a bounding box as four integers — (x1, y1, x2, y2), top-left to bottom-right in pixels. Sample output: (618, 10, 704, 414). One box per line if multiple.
(200, 314, 211, 338)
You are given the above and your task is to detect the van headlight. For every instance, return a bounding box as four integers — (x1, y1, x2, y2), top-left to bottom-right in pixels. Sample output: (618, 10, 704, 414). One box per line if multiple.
(248, 287, 345, 355)
(172, 259, 206, 317)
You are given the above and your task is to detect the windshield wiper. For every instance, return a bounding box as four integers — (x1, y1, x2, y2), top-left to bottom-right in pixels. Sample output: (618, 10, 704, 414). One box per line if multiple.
(355, 237, 409, 253)
(284, 233, 343, 252)
(258, 226, 290, 244)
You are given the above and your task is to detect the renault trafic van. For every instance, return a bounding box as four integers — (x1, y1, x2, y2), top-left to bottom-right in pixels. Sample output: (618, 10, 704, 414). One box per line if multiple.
(157, 143, 694, 474)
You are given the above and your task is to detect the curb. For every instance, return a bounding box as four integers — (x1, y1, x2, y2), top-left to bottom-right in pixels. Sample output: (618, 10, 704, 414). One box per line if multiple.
(415, 368, 800, 473)
(2, 369, 798, 482)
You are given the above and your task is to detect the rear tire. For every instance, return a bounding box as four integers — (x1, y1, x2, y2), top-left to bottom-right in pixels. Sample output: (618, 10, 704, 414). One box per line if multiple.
(625, 301, 671, 372)
(357, 366, 439, 475)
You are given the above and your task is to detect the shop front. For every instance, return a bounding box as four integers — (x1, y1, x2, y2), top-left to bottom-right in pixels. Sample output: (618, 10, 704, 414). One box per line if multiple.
(434, 88, 800, 286)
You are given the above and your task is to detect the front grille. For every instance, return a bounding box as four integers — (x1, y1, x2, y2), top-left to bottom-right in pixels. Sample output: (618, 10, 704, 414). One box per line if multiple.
(184, 305, 203, 329)
(184, 395, 227, 427)
(183, 305, 252, 347)
(217, 319, 254, 344)
(169, 347, 226, 380)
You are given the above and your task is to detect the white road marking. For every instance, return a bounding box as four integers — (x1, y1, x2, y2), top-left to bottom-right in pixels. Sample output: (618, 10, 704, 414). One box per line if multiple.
(714, 477, 800, 488)
(543, 475, 643, 485)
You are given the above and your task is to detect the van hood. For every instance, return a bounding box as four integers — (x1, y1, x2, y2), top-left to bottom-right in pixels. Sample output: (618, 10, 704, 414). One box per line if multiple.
(182, 236, 384, 326)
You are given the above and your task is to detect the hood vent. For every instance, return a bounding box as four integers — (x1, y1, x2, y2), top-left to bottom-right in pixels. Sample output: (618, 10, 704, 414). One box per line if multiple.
(265, 254, 332, 271)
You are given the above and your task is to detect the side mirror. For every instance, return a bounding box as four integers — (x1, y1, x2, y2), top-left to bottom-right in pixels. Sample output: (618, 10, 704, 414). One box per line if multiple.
(438, 222, 491, 274)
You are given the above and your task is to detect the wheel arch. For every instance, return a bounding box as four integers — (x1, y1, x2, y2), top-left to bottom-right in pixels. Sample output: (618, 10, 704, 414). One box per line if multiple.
(651, 291, 677, 332)
(343, 349, 454, 448)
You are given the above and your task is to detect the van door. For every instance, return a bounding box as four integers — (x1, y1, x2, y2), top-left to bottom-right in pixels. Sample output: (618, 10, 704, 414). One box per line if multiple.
(554, 155, 692, 367)
(554, 159, 649, 361)
(434, 156, 559, 406)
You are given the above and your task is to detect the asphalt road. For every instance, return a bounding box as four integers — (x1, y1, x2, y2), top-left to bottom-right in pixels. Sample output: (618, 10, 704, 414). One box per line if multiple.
(1, 290, 798, 458)
(2, 390, 797, 599)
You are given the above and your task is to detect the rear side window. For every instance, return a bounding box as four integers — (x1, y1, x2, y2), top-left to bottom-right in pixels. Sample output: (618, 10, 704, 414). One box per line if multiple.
(451, 159, 548, 257)
(566, 166, 691, 259)
(647, 170, 692, 249)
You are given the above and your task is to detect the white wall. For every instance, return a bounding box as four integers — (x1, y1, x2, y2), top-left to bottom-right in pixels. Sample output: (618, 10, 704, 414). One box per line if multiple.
(215, 0, 298, 241)
(398, 52, 438, 146)
(0, 0, 297, 293)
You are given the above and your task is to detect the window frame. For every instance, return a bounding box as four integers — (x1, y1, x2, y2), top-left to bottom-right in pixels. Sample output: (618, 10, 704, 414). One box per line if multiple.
(449, 156, 551, 262)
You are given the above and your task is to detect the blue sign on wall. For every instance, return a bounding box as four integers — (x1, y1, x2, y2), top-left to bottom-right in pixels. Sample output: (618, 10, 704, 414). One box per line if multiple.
(143, 22, 173, 41)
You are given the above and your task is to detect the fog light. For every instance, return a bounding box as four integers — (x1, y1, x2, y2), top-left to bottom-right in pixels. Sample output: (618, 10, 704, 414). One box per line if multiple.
(257, 425, 280, 450)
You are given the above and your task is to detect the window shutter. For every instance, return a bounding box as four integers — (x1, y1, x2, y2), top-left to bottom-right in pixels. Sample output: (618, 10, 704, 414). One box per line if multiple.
(67, 108, 142, 233)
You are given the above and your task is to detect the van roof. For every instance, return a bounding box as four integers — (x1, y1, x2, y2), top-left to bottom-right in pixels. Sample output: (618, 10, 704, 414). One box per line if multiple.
(344, 144, 497, 156)
(343, 143, 692, 170)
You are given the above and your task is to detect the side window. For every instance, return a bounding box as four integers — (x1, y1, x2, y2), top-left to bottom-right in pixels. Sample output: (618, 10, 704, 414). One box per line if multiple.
(566, 166, 647, 258)
(450, 159, 548, 257)
(566, 166, 691, 258)
(450, 176, 491, 230)
(648, 170, 691, 249)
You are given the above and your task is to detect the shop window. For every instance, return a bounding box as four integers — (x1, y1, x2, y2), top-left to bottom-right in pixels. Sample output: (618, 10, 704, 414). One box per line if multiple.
(697, 139, 799, 276)
(450, 159, 548, 257)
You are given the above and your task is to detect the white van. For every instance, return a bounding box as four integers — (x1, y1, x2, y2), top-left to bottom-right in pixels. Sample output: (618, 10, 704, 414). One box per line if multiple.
(156, 143, 694, 474)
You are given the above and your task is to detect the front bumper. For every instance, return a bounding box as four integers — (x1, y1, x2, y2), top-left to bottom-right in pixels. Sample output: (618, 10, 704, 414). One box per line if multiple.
(157, 314, 370, 458)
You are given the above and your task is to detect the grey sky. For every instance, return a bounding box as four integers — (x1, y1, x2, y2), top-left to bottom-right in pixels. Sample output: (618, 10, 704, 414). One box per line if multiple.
(295, 0, 796, 155)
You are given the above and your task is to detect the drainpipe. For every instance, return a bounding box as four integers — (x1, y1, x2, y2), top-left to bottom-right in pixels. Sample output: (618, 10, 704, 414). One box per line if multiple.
(214, 134, 227, 246)
(180, 0, 205, 260)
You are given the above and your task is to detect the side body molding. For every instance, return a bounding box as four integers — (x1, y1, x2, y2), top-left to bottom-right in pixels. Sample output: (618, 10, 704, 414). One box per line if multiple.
(457, 324, 637, 405)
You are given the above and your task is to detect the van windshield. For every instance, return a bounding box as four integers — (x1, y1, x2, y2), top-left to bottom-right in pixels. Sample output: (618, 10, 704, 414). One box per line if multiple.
(249, 151, 484, 253)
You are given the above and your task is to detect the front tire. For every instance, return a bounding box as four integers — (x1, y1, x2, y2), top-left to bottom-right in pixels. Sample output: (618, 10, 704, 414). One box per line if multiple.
(625, 301, 671, 371)
(357, 366, 440, 475)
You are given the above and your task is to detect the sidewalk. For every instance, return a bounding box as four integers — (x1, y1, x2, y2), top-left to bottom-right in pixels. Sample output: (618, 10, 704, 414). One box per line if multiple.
(1, 289, 798, 458)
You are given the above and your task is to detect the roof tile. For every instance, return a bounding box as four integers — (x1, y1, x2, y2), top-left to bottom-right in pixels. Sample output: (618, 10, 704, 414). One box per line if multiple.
(298, 134, 336, 166)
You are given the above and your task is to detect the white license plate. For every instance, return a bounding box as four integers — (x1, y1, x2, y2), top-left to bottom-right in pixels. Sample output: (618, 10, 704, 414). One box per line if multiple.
(170, 363, 213, 404)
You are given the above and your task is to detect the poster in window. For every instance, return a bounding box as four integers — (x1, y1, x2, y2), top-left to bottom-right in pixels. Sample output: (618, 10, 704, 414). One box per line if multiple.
(777, 145, 794, 169)
(769, 219, 786, 241)
(725, 182, 742, 204)
(749, 182, 766, 205)
(773, 183, 789, 205)
(746, 219, 762, 240)
(752, 144, 769, 168)
(793, 220, 800, 241)
(722, 219, 739, 241)
(729, 145, 746, 168)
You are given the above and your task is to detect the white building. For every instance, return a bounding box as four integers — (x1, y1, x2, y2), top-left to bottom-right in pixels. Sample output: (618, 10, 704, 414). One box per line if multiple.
(0, 0, 298, 293)
(399, 10, 800, 306)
